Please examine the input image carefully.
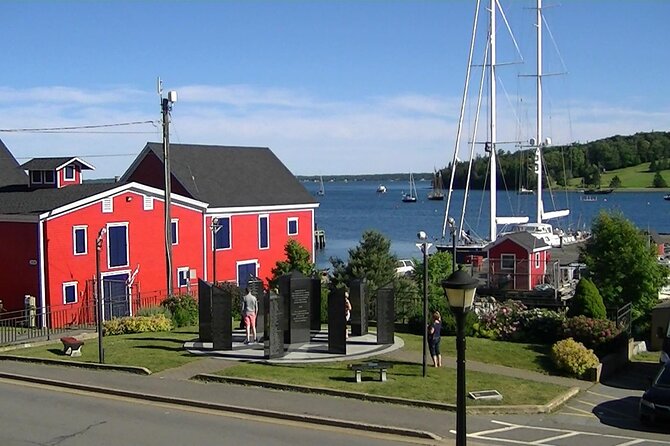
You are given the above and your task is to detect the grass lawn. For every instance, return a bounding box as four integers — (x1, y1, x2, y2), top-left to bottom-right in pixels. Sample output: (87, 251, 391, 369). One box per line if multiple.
(218, 362, 566, 406)
(6, 327, 200, 373)
(394, 332, 555, 374)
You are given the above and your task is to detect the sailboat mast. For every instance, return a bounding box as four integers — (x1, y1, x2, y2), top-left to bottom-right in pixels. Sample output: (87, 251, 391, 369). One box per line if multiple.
(535, 0, 544, 224)
(489, 0, 498, 242)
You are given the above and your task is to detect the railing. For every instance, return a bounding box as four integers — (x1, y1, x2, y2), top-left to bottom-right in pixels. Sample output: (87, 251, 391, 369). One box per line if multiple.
(608, 302, 632, 336)
(0, 304, 96, 346)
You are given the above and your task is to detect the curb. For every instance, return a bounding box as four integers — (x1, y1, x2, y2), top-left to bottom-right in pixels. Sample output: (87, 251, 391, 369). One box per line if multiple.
(0, 371, 439, 441)
(0, 355, 151, 375)
(194, 374, 580, 415)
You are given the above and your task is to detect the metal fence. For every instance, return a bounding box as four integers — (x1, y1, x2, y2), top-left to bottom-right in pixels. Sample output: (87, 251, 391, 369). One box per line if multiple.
(0, 304, 96, 346)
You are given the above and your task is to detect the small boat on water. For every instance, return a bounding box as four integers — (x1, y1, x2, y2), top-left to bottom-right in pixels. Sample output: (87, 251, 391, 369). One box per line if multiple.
(427, 170, 445, 201)
(316, 175, 325, 196)
(581, 195, 598, 202)
(402, 173, 417, 203)
(584, 188, 613, 195)
(518, 186, 534, 195)
(664, 194, 670, 201)
(376, 184, 387, 193)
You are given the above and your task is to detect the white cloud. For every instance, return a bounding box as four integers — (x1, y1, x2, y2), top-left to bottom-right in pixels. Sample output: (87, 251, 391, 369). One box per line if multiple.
(0, 84, 668, 178)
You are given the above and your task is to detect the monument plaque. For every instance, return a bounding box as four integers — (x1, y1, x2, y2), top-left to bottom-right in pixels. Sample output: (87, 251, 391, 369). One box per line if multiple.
(198, 279, 212, 342)
(264, 291, 285, 359)
(350, 279, 368, 336)
(310, 277, 322, 331)
(211, 284, 232, 350)
(376, 287, 395, 345)
(328, 288, 346, 354)
(279, 271, 311, 345)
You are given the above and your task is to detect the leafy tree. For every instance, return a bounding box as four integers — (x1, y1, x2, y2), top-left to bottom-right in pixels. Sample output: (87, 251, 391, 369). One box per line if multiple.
(568, 278, 606, 319)
(341, 230, 397, 295)
(608, 175, 622, 188)
(579, 211, 668, 322)
(412, 250, 455, 318)
(269, 239, 314, 287)
(652, 172, 668, 188)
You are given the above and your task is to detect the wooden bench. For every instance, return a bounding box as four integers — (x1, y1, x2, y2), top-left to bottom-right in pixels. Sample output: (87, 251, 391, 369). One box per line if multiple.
(348, 361, 392, 383)
(60, 336, 84, 357)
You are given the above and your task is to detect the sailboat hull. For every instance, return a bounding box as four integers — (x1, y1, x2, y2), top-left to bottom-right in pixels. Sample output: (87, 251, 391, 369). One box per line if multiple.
(434, 242, 488, 262)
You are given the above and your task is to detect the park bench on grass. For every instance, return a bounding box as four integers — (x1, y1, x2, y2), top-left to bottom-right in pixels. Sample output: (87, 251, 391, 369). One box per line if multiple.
(60, 336, 84, 357)
(348, 361, 393, 383)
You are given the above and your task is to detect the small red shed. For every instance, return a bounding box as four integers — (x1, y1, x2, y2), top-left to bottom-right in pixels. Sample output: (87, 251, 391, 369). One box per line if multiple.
(487, 231, 552, 291)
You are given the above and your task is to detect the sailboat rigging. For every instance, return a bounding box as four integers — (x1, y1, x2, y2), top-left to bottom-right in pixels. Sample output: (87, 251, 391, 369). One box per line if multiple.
(402, 173, 418, 203)
(317, 175, 325, 196)
(428, 170, 445, 200)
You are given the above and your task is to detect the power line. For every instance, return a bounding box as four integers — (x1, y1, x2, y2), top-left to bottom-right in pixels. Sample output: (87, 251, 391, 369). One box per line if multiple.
(15, 153, 140, 160)
(0, 120, 159, 133)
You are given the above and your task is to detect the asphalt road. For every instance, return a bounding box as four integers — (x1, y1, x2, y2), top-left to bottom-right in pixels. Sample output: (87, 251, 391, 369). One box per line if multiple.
(0, 380, 432, 446)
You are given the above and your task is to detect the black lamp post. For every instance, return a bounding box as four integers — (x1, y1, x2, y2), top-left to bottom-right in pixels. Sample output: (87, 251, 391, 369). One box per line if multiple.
(416, 231, 432, 378)
(95, 227, 107, 364)
(442, 267, 478, 446)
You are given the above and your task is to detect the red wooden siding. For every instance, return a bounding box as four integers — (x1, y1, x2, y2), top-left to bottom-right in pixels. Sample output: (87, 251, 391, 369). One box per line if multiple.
(123, 154, 191, 197)
(488, 238, 549, 291)
(43, 190, 204, 321)
(57, 165, 82, 187)
(208, 209, 314, 286)
(0, 221, 39, 312)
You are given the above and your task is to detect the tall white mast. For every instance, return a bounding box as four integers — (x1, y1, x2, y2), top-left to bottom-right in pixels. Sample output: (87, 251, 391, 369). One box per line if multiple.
(535, 0, 544, 224)
(489, 0, 498, 241)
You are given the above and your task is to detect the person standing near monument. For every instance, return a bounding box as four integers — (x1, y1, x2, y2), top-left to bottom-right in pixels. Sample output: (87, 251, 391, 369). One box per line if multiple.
(427, 311, 442, 367)
(344, 291, 352, 339)
(242, 288, 258, 344)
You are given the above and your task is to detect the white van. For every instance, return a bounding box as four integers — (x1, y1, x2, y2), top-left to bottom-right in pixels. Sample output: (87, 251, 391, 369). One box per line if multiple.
(395, 259, 415, 277)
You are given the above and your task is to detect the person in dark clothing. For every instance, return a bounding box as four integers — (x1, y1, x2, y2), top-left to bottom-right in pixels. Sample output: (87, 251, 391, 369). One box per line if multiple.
(427, 311, 442, 367)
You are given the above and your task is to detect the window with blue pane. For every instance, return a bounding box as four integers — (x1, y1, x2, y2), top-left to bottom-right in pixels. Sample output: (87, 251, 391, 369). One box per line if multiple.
(214, 218, 231, 249)
(63, 283, 77, 304)
(259, 216, 269, 249)
(108, 225, 128, 267)
(74, 227, 87, 255)
(171, 220, 178, 245)
(178, 268, 189, 287)
(288, 218, 298, 236)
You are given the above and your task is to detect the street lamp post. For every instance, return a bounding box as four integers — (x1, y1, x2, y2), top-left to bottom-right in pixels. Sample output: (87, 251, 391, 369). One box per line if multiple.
(442, 267, 478, 446)
(95, 227, 107, 364)
(416, 231, 432, 378)
(211, 217, 219, 286)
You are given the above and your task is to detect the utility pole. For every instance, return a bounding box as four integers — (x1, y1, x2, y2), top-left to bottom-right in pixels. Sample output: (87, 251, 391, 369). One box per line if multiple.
(160, 80, 177, 297)
(95, 227, 106, 364)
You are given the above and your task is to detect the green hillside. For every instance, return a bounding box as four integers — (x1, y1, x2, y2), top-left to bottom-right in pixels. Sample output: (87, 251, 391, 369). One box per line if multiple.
(567, 162, 670, 190)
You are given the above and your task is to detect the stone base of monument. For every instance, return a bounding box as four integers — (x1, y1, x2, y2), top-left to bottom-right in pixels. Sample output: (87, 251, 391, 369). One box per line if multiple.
(184, 329, 404, 364)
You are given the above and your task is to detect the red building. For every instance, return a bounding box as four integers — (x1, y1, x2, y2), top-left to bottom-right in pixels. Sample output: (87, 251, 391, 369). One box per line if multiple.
(0, 140, 318, 326)
(487, 232, 551, 291)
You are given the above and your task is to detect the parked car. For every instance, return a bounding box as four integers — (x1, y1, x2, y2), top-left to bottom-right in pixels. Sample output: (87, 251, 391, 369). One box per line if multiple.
(639, 362, 670, 426)
(395, 259, 415, 277)
(661, 319, 670, 364)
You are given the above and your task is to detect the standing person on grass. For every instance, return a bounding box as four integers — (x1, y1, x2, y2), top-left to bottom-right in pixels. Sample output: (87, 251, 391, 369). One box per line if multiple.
(344, 291, 352, 339)
(427, 311, 442, 367)
(241, 288, 258, 344)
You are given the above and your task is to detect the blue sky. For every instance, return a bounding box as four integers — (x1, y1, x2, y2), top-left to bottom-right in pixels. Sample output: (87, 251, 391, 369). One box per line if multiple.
(1, 1, 668, 179)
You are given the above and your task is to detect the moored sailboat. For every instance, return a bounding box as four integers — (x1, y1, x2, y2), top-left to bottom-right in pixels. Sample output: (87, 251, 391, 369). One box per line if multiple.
(402, 173, 418, 203)
(427, 170, 445, 200)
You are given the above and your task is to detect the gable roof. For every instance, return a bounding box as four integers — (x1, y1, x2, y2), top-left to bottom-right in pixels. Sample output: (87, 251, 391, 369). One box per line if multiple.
(121, 142, 318, 208)
(0, 183, 118, 215)
(0, 139, 28, 188)
(488, 231, 551, 252)
(20, 157, 95, 171)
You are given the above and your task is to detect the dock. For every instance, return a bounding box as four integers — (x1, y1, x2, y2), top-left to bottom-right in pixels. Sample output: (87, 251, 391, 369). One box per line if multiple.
(314, 229, 326, 249)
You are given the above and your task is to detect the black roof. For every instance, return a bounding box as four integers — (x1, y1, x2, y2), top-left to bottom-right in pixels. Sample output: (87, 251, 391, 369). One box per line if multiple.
(0, 139, 28, 188)
(491, 231, 550, 251)
(121, 143, 317, 208)
(20, 157, 94, 170)
(0, 183, 118, 215)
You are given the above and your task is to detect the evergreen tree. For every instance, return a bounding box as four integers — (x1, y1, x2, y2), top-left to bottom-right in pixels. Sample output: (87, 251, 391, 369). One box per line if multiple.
(609, 175, 622, 188)
(568, 278, 607, 319)
(652, 172, 668, 188)
(269, 239, 315, 287)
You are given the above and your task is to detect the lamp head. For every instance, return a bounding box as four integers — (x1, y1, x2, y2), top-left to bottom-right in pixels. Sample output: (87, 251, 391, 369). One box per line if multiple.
(442, 266, 478, 311)
(417, 230, 427, 240)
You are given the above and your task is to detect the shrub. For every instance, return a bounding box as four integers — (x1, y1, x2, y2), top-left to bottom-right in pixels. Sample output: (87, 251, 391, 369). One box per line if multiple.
(473, 300, 527, 341)
(568, 278, 606, 319)
(562, 315, 621, 350)
(161, 294, 198, 327)
(103, 314, 173, 335)
(516, 308, 566, 344)
(137, 305, 172, 318)
(551, 338, 600, 378)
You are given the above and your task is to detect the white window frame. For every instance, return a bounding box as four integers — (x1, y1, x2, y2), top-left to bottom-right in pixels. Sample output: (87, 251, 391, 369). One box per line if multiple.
(43, 170, 55, 184)
(501, 254, 515, 270)
(534, 252, 541, 268)
(63, 281, 78, 304)
(64, 165, 75, 180)
(102, 197, 113, 213)
(177, 266, 190, 288)
(171, 219, 179, 245)
(143, 195, 154, 210)
(31, 170, 43, 184)
(73, 225, 88, 255)
(287, 217, 299, 236)
(107, 222, 130, 269)
(258, 214, 269, 250)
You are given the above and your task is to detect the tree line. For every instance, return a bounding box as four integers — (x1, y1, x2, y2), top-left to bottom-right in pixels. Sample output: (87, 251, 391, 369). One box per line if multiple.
(441, 131, 670, 190)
